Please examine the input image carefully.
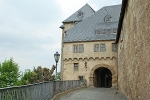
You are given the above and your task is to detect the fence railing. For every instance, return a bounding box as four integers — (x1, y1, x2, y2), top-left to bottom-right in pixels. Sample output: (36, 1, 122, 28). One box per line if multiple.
(0, 80, 86, 100)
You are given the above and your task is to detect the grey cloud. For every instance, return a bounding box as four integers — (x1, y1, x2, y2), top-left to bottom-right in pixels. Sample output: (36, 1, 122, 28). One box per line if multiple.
(0, 32, 55, 51)
(4, 0, 61, 24)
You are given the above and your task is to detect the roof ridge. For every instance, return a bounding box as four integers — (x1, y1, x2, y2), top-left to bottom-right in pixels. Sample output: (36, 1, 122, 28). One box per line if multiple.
(102, 4, 121, 9)
(85, 3, 95, 13)
(96, 4, 121, 13)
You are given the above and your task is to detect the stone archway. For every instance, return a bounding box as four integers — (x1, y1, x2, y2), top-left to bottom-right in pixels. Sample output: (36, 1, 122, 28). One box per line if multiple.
(89, 64, 117, 87)
(94, 67, 112, 87)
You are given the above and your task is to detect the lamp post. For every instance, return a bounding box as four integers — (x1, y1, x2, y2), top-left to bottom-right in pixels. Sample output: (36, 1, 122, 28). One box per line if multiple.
(54, 52, 60, 80)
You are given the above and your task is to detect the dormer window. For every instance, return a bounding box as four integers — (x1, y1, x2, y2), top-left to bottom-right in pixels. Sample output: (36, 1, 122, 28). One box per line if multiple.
(113, 29, 117, 33)
(108, 29, 111, 33)
(77, 11, 84, 18)
(74, 22, 79, 25)
(104, 14, 111, 22)
(95, 30, 100, 34)
(103, 29, 106, 34)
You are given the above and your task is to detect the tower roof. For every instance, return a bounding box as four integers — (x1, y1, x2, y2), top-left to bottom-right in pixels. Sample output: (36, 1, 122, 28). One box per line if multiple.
(62, 3, 95, 23)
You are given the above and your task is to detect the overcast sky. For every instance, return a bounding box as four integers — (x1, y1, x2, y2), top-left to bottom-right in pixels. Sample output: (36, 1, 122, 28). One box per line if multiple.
(0, 0, 121, 73)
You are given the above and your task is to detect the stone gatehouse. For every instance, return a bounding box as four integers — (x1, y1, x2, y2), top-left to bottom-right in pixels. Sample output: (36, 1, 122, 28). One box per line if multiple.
(60, 4, 121, 87)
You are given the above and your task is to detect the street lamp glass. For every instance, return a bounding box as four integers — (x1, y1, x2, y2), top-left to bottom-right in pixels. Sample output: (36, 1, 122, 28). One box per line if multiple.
(54, 52, 60, 63)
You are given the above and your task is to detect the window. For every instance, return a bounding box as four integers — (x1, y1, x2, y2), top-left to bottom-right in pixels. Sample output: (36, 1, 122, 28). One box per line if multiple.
(95, 30, 100, 34)
(77, 11, 83, 18)
(73, 44, 84, 53)
(79, 76, 83, 80)
(103, 29, 106, 34)
(74, 63, 78, 71)
(108, 29, 111, 34)
(113, 29, 117, 33)
(73, 45, 78, 53)
(94, 44, 99, 52)
(74, 22, 79, 25)
(100, 44, 106, 52)
(79, 44, 84, 53)
(94, 44, 106, 52)
(104, 15, 111, 22)
(112, 43, 117, 51)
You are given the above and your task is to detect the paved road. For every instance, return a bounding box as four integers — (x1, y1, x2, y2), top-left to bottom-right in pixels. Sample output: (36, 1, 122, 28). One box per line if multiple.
(58, 87, 129, 100)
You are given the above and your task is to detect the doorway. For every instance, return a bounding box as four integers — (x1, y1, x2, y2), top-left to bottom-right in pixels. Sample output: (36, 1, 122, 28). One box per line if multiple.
(94, 67, 112, 88)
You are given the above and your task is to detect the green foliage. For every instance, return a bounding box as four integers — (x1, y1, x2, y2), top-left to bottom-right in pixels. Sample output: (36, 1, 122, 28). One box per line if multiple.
(0, 58, 56, 87)
(55, 72, 61, 80)
(19, 69, 33, 85)
(0, 58, 20, 88)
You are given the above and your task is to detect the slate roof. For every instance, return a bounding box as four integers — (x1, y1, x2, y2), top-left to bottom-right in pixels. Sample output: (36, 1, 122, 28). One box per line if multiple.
(63, 4, 95, 23)
(60, 24, 64, 29)
(63, 5, 121, 42)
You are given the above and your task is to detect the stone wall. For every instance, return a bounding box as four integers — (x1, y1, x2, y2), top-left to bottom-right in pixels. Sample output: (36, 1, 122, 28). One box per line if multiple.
(62, 41, 117, 86)
(63, 41, 116, 60)
(117, 0, 150, 100)
(63, 57, 117, 86)
(60, 22, 75, 80)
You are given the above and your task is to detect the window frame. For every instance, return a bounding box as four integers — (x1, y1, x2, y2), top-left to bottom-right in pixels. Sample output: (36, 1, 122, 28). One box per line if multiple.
(77, 11, 84, 18)
(103, 29, 106, 34)
(94, 44, 99, 52)
(104, 15, 111, 22)
(113, 29, 117, 33)
(79, 44, 84, 53)
(73, 44, 84, 53)
(112, 43, 117, 52)
(108, 29, 111, 34)
(78, 76, 83, 80)
(100, 44, 106, 52)
(73, 45, 78, 53)
(74, 63, 79, 71)
(95, 30, 100, 34)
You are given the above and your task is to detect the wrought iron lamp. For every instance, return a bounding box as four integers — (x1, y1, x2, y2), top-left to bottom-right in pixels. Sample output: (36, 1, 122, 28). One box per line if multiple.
(54, 52, 60, 79)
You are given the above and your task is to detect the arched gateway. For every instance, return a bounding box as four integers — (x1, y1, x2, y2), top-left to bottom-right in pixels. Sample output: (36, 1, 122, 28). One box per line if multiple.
(89, 64, 116, 88)
(94, 67, 112, 87)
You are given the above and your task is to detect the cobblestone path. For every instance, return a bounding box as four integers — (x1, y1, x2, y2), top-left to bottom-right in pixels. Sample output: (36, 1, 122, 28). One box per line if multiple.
(59, 87, 129, 100)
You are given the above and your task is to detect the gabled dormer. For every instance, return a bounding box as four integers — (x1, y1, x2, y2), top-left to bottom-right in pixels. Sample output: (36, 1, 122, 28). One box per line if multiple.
(77, 11, 84, 18)
(104, 14, 111, 22)
(95, 28, 102, 34)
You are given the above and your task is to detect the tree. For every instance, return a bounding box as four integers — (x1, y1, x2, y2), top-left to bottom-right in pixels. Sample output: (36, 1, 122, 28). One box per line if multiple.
(19, 65, 56, 85)
(0, 58, 20, 88)
(19, 69, 34, 85)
